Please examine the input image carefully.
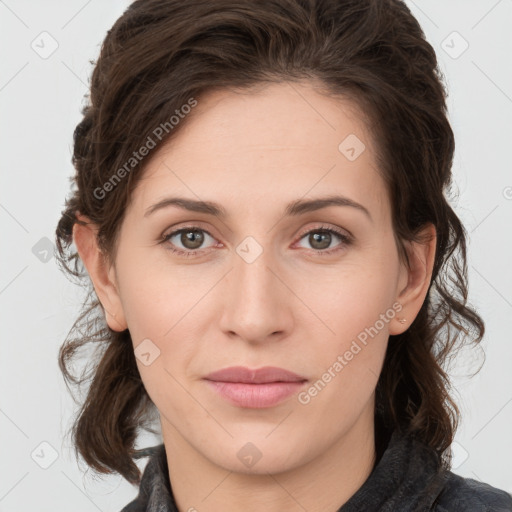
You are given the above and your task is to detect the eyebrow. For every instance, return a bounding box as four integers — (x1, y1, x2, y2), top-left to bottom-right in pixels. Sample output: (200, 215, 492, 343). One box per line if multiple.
(144, 195, 372, 221)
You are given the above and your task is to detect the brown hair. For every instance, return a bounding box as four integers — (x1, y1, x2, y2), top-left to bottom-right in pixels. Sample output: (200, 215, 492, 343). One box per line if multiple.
(55, 0, 485, 485)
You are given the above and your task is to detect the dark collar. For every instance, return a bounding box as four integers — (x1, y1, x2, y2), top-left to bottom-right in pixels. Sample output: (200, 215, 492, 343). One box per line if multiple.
(121, 429, 448, 511)
(338, 429, 447, 511)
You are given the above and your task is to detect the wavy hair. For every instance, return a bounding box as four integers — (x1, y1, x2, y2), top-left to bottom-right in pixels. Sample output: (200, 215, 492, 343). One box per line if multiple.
(55, 0, 485, 484)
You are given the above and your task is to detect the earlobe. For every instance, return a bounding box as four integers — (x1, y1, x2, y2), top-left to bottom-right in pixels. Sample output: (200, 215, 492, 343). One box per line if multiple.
(390, 223, 437, 335)
(72, 214, 128, 332)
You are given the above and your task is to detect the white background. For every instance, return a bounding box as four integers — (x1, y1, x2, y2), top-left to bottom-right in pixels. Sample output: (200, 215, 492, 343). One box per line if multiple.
(1, 1, 511, 510)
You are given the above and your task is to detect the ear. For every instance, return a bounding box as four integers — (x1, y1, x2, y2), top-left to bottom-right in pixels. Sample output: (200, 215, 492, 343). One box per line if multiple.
(72, 213, 128, 332)
(389, 223, 436, 335)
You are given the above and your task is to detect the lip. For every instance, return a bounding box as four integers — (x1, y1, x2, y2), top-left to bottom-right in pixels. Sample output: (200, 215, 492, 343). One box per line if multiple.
(203, 366, 308, 408)
(204, 366, 306, 384)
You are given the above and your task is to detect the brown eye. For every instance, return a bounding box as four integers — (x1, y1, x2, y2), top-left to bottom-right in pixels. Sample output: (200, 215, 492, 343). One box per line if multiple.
(308, 231, 333, 250)
(296, 227, 352, 254)
(179, 229, 205, 249)
(162, 227, 216, 255)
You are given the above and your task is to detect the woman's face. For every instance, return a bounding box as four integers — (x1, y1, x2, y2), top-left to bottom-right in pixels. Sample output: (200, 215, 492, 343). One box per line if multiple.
(88, 81, 428, 475)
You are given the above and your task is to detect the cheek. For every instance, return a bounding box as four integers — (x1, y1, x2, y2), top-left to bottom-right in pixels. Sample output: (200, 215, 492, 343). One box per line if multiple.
(298, 297, 391, 436)
(115, 248, 208, 393)
(295, 258, 396, 404)
(298, 260, 397, 342)
(115, 245, 202, 341)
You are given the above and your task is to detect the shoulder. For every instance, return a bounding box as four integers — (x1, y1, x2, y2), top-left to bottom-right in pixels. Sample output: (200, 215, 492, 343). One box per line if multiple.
(433, 471, 512, 511)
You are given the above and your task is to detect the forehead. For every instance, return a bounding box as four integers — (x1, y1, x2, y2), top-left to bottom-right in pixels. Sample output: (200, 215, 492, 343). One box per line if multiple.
(131, 81, 388, 221)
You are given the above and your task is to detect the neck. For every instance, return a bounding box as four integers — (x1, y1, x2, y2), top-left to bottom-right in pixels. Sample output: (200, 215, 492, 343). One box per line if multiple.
(162, 404, 377, 512)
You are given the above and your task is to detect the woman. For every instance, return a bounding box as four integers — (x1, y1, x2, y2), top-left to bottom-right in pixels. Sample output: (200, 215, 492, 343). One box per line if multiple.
(55, 0, 512, 510)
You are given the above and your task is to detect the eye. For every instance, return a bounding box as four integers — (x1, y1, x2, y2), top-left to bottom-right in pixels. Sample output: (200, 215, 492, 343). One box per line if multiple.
(161, 226, 218, 257)
(295, 225, 353, 255)
(160, 224, 353, 258)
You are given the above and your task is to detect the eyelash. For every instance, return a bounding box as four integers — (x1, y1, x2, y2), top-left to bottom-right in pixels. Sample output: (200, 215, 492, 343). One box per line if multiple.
(160, 224, 353, 258)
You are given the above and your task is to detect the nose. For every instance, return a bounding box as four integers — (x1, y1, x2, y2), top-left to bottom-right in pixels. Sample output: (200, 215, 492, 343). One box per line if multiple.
(218, 242, 294, 345)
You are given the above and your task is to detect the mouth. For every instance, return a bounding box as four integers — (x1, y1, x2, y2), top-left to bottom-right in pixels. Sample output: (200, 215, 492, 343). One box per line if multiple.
(203, 366, 308, 408)
(204, 365, 307, 384)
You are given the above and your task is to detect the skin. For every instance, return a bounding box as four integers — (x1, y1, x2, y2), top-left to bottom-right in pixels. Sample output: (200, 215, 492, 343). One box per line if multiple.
(74, 80, 436, 512)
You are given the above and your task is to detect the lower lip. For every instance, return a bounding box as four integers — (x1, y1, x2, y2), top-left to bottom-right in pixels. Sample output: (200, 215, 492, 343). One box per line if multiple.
(204, 380, 307, 408)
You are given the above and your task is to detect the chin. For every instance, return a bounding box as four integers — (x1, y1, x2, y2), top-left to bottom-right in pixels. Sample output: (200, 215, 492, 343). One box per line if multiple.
(199, 432, 315, 476)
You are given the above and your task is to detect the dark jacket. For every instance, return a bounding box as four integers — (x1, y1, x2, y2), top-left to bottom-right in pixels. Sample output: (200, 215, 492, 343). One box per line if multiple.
(120, 429, 512, 511)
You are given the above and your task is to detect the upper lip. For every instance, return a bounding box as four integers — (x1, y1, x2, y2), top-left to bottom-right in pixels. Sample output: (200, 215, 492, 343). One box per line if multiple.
(204, 366, 307, 384)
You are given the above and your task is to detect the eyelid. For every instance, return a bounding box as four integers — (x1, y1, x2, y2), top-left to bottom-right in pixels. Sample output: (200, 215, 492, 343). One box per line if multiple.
(161, 221, 217, 239)
(162, 221, 351, 240)
(295, 223, 353, 241)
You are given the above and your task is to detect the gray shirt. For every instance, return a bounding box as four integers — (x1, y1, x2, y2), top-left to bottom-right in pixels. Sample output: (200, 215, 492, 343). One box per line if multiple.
(120, 429, 512, 511)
